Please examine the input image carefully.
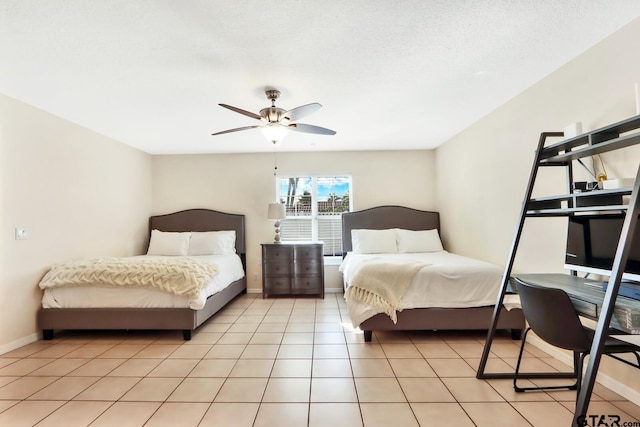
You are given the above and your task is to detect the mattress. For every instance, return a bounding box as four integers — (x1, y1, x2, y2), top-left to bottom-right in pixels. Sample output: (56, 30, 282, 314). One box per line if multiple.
(340, 251, 504, 326)
(41, 254, 245, 310)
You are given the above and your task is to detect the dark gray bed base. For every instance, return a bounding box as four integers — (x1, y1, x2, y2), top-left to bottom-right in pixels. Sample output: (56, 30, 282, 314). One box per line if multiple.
(341, 205, 525, 342)
(38, 278, 246, 341)
(37, 208, 247, 341)
(358, 306, 524, 342)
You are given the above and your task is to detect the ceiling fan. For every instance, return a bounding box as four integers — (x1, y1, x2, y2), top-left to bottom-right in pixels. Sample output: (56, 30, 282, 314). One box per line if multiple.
(212, 89, 336, 144)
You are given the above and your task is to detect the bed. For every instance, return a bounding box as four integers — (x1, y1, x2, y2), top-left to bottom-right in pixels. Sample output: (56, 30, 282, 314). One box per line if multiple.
(36, 208, 247, 341)
(340, 205, 524, 342)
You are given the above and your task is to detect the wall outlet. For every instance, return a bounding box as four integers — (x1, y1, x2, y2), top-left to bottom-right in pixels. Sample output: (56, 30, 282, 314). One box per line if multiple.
(15, 228, 28, 240)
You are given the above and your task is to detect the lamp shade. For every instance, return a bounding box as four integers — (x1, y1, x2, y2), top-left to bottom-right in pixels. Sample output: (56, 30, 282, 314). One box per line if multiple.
(261, 123, 288, 144)
(267, 203, 286, 220)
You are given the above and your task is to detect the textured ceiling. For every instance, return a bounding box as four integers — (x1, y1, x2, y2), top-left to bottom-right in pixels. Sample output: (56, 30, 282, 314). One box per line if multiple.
(1, 1, 640, 154)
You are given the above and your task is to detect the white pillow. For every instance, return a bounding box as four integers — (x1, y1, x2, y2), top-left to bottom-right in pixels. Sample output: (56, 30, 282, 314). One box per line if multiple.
(188, 230, 236, 255)
(396, 228, 443, 253)
(351, 229, 398, 254)
(147, 230, 191, 256)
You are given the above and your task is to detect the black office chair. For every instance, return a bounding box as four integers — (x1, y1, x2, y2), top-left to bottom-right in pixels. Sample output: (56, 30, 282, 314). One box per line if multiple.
(513, 279, 640, 394)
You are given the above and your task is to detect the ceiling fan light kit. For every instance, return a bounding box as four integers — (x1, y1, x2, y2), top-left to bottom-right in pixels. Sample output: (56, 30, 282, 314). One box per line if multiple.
(261, 123, 288, 144)
(212, 89, 336, 145)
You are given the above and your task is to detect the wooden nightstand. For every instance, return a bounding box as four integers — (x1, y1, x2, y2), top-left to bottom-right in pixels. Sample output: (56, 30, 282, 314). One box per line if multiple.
(261, 242, 324, 298)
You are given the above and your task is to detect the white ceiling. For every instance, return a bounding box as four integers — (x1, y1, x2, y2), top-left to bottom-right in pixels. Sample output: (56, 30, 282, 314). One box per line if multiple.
(1, 1, 640, 155)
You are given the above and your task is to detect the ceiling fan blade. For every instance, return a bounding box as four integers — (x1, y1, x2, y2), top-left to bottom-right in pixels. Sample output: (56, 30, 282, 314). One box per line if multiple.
(283, 103, 322, 122)
(287, 123, 336, 135)
(219, 104, 262, 121)
(211, 125, 261, 136)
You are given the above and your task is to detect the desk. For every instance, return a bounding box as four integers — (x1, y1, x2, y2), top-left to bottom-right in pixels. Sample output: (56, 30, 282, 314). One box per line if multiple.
(513, 274, 640, 334)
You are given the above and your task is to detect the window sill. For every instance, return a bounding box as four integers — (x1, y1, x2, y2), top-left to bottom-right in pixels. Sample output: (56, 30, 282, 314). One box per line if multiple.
(324, 256, 343, 266)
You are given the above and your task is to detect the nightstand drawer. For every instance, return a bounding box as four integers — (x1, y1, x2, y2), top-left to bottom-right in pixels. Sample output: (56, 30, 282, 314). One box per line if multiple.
(263, 277, 291, 293)
(263, 262, 292, 276)
(294, 245, 323, 260)
(264, 246, 294, 261)
(293, 260, 321, 276)
(293, 277, 324, 293)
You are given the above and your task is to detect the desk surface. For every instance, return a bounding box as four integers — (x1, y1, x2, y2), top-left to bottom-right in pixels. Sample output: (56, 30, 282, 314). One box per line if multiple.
(513, 273, 640, 334)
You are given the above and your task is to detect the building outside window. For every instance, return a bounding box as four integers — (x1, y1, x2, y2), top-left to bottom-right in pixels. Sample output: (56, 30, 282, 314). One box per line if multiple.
(276, 175, 352, 261)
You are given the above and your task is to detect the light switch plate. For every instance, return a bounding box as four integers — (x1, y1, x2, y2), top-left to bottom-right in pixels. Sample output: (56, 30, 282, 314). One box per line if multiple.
(15, 228, 28, 240)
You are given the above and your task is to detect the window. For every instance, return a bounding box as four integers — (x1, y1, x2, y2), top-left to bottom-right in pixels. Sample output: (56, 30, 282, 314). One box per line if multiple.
(276, 175, 352, 259)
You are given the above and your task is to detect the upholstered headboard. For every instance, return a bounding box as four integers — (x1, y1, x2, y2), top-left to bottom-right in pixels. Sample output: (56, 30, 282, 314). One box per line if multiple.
(341, 205, 440, 254)
(149, 208, 246, 256)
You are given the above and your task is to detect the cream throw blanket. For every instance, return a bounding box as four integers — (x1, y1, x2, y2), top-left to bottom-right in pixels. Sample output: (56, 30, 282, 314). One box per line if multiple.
(39, 257, 219, 297)
(345, 259, 429, 323)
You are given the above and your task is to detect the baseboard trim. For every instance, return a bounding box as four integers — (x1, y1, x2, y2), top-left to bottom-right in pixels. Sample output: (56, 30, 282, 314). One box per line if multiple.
(0, 333, 39, 356)
(528, 335, 640, 406)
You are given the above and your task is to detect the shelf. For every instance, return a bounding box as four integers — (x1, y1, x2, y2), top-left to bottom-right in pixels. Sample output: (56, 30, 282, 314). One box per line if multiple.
(540, 132, 640, 164)
(539, 115, 640, 163)
(525, 188, 631, 215)
(526, 205, 628, 216)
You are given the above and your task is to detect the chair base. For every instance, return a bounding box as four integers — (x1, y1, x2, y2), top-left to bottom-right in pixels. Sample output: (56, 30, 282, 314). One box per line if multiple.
(513, 327, 640, 395)
(513, 327, 581, 393)
(514, 383, 578, 393)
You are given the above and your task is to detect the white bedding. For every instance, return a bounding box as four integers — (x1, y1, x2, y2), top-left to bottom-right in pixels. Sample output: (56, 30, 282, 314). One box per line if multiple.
(41, 254, 245, 310)
(340, 251, 504, 326)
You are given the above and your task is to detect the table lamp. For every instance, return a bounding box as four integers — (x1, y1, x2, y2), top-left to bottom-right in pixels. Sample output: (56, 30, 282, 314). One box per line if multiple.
(267, 203, 286, 243)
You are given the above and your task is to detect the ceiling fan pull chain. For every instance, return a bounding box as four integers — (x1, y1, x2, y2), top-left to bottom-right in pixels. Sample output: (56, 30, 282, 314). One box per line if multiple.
(273, 148, 278, 176)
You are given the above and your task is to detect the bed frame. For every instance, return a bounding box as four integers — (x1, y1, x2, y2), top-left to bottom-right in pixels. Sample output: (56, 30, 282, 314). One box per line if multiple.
(37, 208, 247, 341)
(342, 205, 524, 342)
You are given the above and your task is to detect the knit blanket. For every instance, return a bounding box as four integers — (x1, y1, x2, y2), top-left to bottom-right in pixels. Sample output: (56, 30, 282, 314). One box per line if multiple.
(345, 259, 429, 323)
(38, 256, 219, 297)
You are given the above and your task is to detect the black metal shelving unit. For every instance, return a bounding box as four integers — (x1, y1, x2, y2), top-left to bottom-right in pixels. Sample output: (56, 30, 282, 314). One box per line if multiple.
(475, 115, 640, 427)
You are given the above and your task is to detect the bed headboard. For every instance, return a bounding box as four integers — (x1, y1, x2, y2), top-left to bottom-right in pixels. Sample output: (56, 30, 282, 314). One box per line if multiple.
(149, 208, 246, 256)
(341, 205, 440, 254)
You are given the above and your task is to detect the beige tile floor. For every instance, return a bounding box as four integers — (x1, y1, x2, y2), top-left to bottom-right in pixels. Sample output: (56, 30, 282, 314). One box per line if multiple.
(1, 293, 639, 426)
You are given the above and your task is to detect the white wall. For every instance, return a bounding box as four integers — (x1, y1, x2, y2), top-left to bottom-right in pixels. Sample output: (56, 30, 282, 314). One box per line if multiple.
(435, 17, 640, 397)
(151, 150, 436, 293)
(0, 94, 152, 352)
(437, 18, 640, 269)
